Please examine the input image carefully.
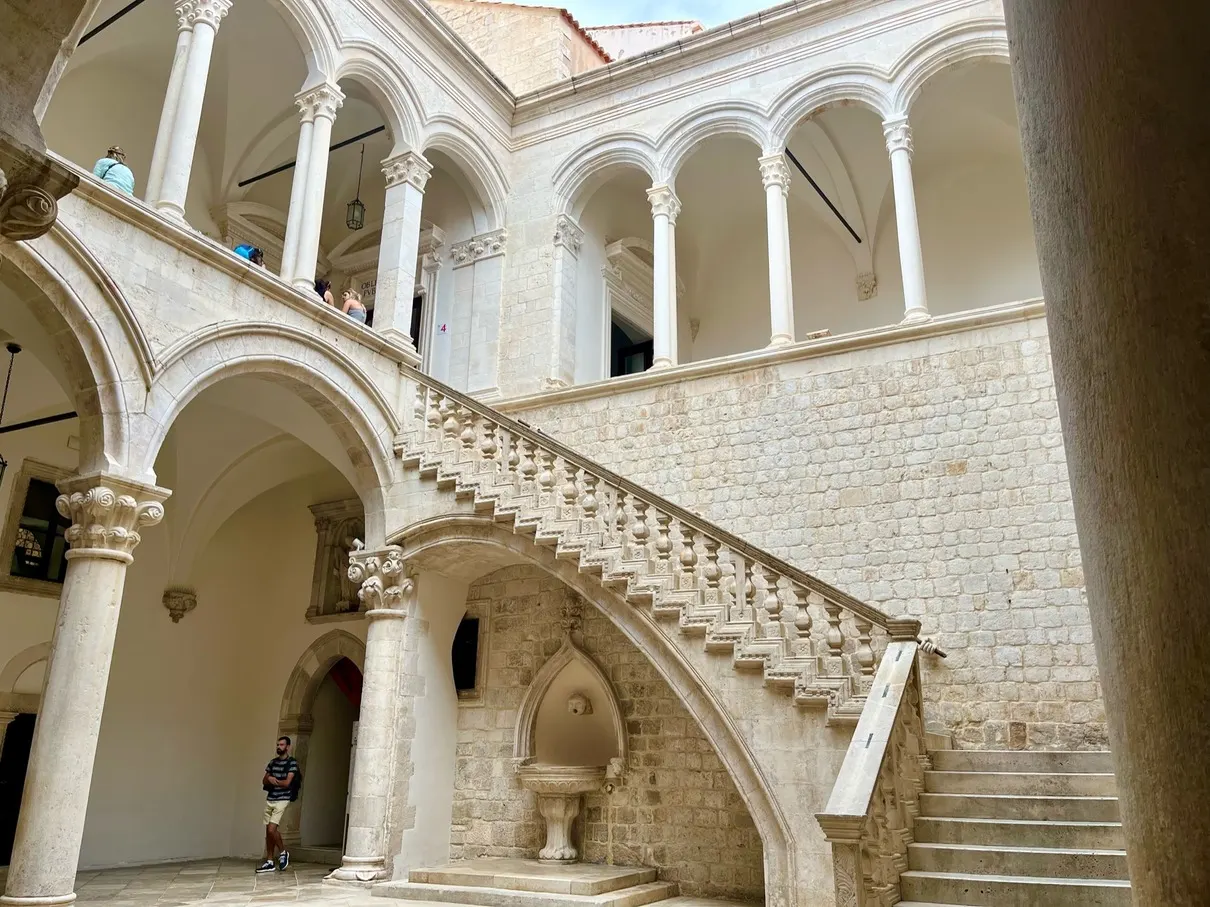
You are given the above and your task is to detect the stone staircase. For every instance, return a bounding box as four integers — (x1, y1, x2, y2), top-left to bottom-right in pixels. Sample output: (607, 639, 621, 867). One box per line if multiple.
(899, 749, 1130, 906)
(397, 377, 920, 725)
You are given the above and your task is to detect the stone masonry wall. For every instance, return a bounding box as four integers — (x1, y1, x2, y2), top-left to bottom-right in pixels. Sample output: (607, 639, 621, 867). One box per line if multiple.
(500, 314, 1107, 751)
(452, 565, 765, 902)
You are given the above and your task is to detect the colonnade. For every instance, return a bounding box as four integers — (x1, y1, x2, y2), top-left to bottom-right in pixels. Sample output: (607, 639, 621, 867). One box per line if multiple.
(620, 118, 933, 369)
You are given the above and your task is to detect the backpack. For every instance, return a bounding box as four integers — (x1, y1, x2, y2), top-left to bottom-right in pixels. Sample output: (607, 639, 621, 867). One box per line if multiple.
(288, 765, 303, 801)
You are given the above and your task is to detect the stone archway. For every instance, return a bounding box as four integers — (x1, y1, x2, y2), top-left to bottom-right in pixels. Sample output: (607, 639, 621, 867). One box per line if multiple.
(277, 630, 365, 851)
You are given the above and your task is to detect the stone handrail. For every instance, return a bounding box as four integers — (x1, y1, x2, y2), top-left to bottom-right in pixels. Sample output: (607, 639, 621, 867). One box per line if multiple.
(400, 368, 920, 704)
(816, 640, 928, 906)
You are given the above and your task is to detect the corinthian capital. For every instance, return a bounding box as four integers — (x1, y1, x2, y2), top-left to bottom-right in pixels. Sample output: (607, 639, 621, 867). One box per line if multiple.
(182, 0, 232, 29)
(647, 185, 681, 223)
(295, 83, 345, 124)
(55, 474, 170, 564)
(883, 117, 913, 157)
(348, 545, 411, 613)
(383, 151, 432, 191)
(758, 153, 792, 194)
(174, 1, 196, 31)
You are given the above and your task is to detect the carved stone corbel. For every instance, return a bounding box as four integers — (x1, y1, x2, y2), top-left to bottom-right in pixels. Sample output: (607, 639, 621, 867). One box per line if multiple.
(0, 132, 77, 241)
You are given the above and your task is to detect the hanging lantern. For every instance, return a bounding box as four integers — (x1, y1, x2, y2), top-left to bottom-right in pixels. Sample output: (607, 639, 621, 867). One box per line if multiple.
(346, 143, 366, 231)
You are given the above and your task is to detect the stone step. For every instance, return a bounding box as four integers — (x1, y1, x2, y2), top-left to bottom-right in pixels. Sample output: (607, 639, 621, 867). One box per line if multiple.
(907, 842, 1128, 880)
(899, 870, 1131, 906)
(919, 793, 1120, 822)
(924, 770, 1117, 797)
(914, 816, 1125, 850)
(375, 880, 680, 907)
(409, 862, 658, 896)
(930, 750, 1114, 774)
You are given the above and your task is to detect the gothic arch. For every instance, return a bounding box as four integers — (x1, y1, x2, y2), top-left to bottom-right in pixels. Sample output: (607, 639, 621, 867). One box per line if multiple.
(392, 515, 796, 905)
(888, 18, 1010, 116)
(0, 221, 151, 474)
(657, 100, 772, 181)
(137, 322, 398, 544)
(552, 132, 660, 218)
(768, 69, 895, 148)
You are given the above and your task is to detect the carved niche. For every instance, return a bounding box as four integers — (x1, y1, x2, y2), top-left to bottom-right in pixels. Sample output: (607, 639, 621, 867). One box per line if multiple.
(306, 499, 366, 623)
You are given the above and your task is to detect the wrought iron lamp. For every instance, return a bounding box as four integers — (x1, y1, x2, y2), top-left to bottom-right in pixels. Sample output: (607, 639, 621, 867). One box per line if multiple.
(346, 143, 366, 231)
(0, 342, 21, 487)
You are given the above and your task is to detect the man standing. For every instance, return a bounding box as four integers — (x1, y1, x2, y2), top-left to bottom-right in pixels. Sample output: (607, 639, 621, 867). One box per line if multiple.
(91, 145, 135, 195)
(257, 736, 299, 873)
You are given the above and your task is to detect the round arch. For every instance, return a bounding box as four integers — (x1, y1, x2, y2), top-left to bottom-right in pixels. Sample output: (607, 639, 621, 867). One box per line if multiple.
(267, 0, 340, 82)
(421, 115, 510, 232)
(277, 629, 366, 849)
(0, 642, 51, 695)
(393, 515, 796, 905)
(657, 100, 772, 182)
(333, 45, 425, 153)
(768, 70, 895, 148)
(0, 221, 151, 474)
(888, 18, 1010, 116)
(137, 323, 398, 545)
(552, 132, 660, 219)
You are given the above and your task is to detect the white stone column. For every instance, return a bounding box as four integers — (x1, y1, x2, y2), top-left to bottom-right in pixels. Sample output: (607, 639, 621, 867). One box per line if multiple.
(153, 0, 231, 220)
(329, 546, 412, 883)
(144, 2, 195, 204)
(883, 117, 930, 323)
(374, 151, 431, 348)
(1, 476, 168, 907)
(647, 184, 681, 370)
(544, 215, 585, 389)
(279, 108, 316, 283)
(759, 153, 795, 346)
(418, 234, 445, 374)
(291, 83, 343, 291)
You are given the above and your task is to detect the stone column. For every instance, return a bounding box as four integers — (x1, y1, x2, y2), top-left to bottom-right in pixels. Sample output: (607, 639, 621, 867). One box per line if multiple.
(418, 235, 445, 373)
(329, 546, 411, 883)
(1003, 2, 1210, 903)
(279, 103, 316, 283)
(544, 215, 585, 389)
(883, 117, 930, 323)
(1, 476, 168, 907)
(759, 153, 795, 346)
(144, 2, 195, 204)
(374, 151, 431, 348)
(153, 0, 231, 220)
(291, 83, 343, 291)
(647, 184, 681, 370)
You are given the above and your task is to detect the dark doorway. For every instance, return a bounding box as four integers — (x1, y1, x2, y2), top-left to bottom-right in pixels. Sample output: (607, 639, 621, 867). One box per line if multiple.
(0, 714, 36, 865)
(410, 295, 424, 355)
(452, 617, 480, 696)
(611, 320, 653, 377)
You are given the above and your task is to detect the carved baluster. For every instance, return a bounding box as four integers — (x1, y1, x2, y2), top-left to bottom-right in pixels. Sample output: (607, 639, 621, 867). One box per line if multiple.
(743, 562, 757, 626)
(580, 473, 599, 520)
(791, 585, 812, 640)
(426, 390, 443, 439)
(679, 526, 699, 590)
(763, 571, 784, 639)
(441, 398, 460, 448)
(412, 383, 427, 428)
(653, 511, 672, 566)
(855, 615, 875, 675)
(518, 437, 537, 484)
(536, 448, 557, 500)
(480, 420, 499, 464)
(630, 499, 650, 558)
(824, 600, 845, 656)
(506, 431, 521, 475)
(614, 489, 628, 542)
(458, 407, 477, 456)
(560, 460, 579, 514)
(702, 537, 721, 590)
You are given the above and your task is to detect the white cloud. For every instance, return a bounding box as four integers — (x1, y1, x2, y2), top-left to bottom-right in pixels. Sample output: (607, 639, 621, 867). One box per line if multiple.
(538, 0, 774, 28)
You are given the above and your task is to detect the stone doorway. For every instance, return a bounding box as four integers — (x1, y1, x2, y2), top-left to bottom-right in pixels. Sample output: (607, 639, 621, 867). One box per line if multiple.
(0, 713, 35, 866)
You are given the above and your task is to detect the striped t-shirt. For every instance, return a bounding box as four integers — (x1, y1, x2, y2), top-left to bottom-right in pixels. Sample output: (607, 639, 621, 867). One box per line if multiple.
(265, 756, 299, 801)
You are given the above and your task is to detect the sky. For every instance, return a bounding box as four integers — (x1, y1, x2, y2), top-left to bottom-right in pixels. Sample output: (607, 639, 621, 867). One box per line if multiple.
(541, 0, 776, 28)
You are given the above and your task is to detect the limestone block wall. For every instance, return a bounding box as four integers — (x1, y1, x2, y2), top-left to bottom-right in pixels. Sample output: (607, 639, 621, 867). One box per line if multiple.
(452, 565, 765, 902)
(499, 312, 1106, 750)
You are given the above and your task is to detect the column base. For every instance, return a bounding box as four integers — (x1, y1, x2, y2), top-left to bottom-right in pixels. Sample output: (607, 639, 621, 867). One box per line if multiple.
(901, 308, 931, 325)
(1, 895, 77, 907)
(325, 858, 387, 885)
(767, 334, 795, 348)
(153, 201, 187, 222)
(649, 358, 674, 371)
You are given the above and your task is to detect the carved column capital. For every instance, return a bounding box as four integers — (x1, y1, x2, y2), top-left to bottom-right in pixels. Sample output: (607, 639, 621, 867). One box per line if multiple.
(348, 545, 412, 614)
(647, 184, 681, 223)
(449, 228, 508, 267)
(295, 82, 344, 124)
(55, 474, 170, 564)
(182, 0, 232, 30)
(174, 1, 197, 31)
(383, 151, 432, 191)
(883, 117, 913, 157)
(162, 587, 198, 623)
(758, 153, 792, 194)
(553, 215, 584, 257)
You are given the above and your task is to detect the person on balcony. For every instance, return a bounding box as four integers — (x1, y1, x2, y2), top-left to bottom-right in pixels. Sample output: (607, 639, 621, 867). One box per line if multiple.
(92, 145, 135, 195)
(315, 278, 335, 307)
(341, 288, 368, 324)
(234, 244, 265, 267)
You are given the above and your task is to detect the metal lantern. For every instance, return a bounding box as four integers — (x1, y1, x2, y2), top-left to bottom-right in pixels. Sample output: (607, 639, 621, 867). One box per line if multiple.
(346, 143, 366, 231)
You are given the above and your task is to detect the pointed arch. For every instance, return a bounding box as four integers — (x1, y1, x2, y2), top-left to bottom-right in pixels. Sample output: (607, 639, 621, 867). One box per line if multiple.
(552, 132, 660, 218)
(279, 629, 366, 722)
(888, 18, 1010, 116)
(657, 99, 772, 181)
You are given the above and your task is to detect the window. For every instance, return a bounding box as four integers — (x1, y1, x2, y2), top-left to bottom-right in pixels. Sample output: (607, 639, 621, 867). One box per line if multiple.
(611, 320, 653, 377)
(452, 617, 480, 695)
(1, 461, 74, 596)
(10, 480, 69, 583)
(410, 295, 424, 355)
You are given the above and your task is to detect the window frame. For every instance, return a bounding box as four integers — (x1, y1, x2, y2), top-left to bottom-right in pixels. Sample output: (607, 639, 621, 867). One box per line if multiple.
(0, 460, 74, 599)
(455, 599, 491, 705)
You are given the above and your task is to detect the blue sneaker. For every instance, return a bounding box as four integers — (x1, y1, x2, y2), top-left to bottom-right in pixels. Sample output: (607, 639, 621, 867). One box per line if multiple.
(255, 860, 275, 874)
(277, 850, 290, 872)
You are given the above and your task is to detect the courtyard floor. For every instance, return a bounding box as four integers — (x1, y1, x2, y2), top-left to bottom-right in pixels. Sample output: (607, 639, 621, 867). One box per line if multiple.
(0, 861, 743, 907)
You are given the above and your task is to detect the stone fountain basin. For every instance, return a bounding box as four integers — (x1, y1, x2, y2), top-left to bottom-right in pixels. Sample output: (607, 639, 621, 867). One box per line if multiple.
(516, 763, 606, 795)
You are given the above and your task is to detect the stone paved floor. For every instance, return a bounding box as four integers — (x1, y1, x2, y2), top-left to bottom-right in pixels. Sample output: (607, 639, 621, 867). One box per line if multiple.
(0, 861, 748, 907)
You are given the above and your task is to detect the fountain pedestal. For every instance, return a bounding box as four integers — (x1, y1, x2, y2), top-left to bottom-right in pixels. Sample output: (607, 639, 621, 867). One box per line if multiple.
(517, 764, 606, 863)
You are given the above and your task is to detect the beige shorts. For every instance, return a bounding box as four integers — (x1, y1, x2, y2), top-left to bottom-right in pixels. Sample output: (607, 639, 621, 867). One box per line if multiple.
(264, 799, 290, 826)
